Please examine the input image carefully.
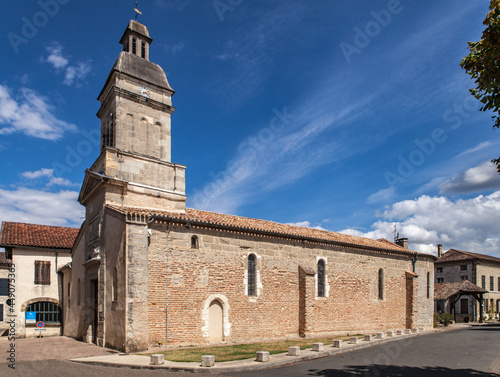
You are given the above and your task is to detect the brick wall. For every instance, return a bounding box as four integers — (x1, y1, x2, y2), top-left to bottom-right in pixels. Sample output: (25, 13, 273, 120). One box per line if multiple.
(145, 223, 434, 347)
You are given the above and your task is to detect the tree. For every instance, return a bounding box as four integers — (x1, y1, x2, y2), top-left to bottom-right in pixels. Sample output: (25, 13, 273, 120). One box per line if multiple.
(461, 0, 500, 172)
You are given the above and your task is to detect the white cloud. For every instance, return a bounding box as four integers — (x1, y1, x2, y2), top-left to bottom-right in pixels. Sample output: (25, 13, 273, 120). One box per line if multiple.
(458, 141, 493, 157)
(164, 42, 184, 54)
(287, 221, 327, 231)
(22, 168, 75, 187)
(63, 62, 92, 86)
(339, 191, 500, 258)
(44, 43, 91, 86)
(367, 187, 396, 204)
(0, 188, 84, 227)
(0, 85, 76, 140)
(439, 160, 500, 194)
(46, 44, 69, 69)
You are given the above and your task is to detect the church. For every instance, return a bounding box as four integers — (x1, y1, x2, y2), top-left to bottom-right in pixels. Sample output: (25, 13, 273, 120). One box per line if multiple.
(60, 19, 435, 352)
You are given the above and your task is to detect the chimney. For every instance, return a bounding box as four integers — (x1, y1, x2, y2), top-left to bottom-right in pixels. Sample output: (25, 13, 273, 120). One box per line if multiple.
(395, 237, 408, 249)
(437, 244, 443, 258)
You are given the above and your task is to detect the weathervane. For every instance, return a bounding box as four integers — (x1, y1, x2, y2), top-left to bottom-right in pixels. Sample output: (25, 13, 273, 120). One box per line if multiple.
(134, 1, 142, 21)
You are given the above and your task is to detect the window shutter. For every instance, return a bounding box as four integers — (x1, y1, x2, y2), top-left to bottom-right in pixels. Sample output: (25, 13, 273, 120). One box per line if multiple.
(43, 262, 51, 284)
(35, 261, 42, 284)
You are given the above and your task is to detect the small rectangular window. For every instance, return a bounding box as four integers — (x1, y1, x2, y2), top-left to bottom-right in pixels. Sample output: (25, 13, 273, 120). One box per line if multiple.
(460, 265, 467, 271)
(436, 267, 443, 273)
(490, 276, 494, 291)
(0, 303, 3, 322)
(460, 276, 468, 281)
(437, 278, 444, 283)
(35, 261, 50, 285)
(0, 278, 8, 296)
(498, 277, 500, 291)
(460, 299, 468, 314)
(482, 275, 486, 289)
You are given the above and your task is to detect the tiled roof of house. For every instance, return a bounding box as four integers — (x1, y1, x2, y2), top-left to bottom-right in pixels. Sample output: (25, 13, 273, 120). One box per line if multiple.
(434, 280, 488, 300)
(0, 222, 79, 250)
(436, 249, 500, 264)
(108, 206, 429, 256)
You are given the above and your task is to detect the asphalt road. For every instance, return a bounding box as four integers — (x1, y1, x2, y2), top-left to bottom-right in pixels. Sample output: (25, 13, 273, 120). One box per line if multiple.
(1, 324, 499, 376)
(223, 323, 500, 377)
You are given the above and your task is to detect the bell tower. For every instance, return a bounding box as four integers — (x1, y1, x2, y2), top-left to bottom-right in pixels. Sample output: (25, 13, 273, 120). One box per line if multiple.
(79, 19, 186, 213)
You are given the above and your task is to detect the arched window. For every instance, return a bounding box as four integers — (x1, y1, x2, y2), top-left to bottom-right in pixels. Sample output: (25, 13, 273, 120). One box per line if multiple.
(112, 268, 118, 302)
(191, 235, 199, 249)
(25, 302, 61, 324)
(317, 259, 326, 297)
(132, 38, 137, 55)
(248, 254, 256, 297)
(141, 41, 146, 58)
(77, 279, 81, 306)
(378, 268, 384, 300)
(427, 272, 431, 299)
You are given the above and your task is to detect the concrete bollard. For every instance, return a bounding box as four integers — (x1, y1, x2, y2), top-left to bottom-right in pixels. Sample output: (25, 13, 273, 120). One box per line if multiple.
(288, 346, 300, 356)
(349, 337, 359, 344)
(201, 355, 215, 367)
(150, 354, 165, 365)
(387, 331, 394, 337)
(332, 339, 343, 348)
(312, 343, 324, 352)
(404, 329, 412, 335)
(396, 330, 404, 335)
(411, 328, 418, 334)
(376, 332, 385, 339)
(256, 351, 270, 362)
(364, 334, 372, 341)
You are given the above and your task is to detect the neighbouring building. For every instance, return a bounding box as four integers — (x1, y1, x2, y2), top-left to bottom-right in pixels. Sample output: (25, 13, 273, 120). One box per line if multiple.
(60, 19, 436, 352)
(435, 246, 500, 322)
(0, 251, 11, 334)
(0, 222, 79, 337)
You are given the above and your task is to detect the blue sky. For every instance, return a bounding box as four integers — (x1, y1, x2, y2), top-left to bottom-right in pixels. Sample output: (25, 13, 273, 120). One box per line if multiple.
(1, 0, 500, 257)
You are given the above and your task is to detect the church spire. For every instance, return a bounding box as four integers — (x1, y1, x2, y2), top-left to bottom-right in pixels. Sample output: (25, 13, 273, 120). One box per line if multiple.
(119, 18, 152, 60)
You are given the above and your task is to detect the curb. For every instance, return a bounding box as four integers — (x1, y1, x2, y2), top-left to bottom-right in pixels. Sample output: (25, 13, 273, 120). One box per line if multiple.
(70, 325, 469, 373)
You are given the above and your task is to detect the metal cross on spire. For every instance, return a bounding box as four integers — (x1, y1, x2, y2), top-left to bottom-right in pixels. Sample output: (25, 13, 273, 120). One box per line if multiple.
(134, 1, 142, 21)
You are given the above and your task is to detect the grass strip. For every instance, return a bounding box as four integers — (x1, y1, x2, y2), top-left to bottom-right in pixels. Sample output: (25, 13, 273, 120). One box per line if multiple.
(142, 335, 363, 362)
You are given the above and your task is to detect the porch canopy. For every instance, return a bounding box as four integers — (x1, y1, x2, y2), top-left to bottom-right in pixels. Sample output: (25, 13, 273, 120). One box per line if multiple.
(435, 280, 488, 322)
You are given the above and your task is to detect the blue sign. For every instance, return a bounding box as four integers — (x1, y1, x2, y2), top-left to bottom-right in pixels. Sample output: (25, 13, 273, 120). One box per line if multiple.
(26, 311, 36, 324)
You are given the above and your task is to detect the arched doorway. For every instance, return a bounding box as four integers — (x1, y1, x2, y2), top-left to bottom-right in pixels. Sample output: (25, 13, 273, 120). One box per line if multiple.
(208, 300, 223, 343)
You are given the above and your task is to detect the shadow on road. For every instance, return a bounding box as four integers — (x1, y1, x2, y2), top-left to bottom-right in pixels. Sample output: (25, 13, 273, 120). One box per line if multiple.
(307, 365, 499, 377)
(469, 323, 500, 331)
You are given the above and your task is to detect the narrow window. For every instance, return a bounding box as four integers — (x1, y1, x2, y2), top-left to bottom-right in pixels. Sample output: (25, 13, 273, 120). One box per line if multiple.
(123, 41, 129, 52)
(427, 272, 430, 299)
(248, 254, 256, 297)
(77, 279, 81, 306)
(498, 277, 500, 291)
(0, 304, 3, 322)
(67, 283, 71, 308)
(485, 299, 489, 313)
(141, 41, 146, 58)
(437, 277, 444, 283)
(112, 268, 118, 302)
(35, 261, 50, 285)
(461, 275, 468, 281)
(378, 269, 384, 300)
(482, 275, 486, 289)
(491, 276, 494, 291)
(191, 235, 199, 249)
(132, 38, 137, 55)
(0, 278, 8, 296)
(460, 298, 468, 314)
(317, 259, 325, 297)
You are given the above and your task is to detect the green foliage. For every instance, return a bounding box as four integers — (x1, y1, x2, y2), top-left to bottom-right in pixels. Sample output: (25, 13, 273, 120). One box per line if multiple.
(461, 0, 500, 172)
(434, 312, 454, 325)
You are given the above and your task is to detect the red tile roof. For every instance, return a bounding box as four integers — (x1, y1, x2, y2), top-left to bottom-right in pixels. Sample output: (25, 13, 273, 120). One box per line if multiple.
(108, 206, 425, 255)
(0, 222, 79, 250)
(436, 249, 500, 264)
(434, 280, 488, 300)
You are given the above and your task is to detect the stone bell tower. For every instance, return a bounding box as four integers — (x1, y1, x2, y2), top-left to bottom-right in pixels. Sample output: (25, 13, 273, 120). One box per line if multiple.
(79, 20, 186, 213)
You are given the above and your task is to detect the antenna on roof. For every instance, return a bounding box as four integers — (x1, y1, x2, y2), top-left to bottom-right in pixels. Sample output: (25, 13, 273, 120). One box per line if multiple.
(134, 1, 142, 21)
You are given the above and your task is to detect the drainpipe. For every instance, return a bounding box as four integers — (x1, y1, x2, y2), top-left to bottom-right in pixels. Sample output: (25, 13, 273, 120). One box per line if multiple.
(164, 222, 170, 348)
(412, 254, 418, 273)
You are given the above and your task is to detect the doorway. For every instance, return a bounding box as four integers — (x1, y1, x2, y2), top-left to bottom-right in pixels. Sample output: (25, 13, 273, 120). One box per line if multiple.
(90, 279, 98, 344)
(208, 300, 223, 343)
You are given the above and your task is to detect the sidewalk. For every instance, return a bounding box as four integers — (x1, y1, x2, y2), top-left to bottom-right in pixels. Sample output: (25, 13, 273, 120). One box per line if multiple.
(70, 324, 472, 373)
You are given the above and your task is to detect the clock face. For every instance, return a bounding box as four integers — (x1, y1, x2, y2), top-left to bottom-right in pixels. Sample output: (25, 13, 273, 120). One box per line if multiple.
(139, 86, 151, 98)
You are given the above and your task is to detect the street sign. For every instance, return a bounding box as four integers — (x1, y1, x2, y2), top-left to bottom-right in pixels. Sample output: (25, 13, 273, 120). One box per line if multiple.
(26, 311, 36, 324)
(36, 321, 45, 329)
